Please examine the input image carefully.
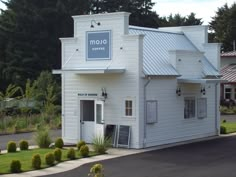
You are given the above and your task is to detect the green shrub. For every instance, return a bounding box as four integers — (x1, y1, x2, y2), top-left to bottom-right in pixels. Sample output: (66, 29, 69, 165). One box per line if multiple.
(10, 160, 21, 173)
(55, 137, 64, 149)
(34, 127, 52, 148)
(77, 140, 86, 150)
(222, 119, 227, 123)
(7, 141, 17, 153)
(54, 148, 62, 162)
(220, 126, 227, 134)
(45, 152, 55, 166)
(67, 148, 76, 160)
(19, 140, 29, 150)
(80, 145, 89, 157)
(88, 163, 104, 177)
(92, 135, 111, 154)
(32, 154, 41, 169)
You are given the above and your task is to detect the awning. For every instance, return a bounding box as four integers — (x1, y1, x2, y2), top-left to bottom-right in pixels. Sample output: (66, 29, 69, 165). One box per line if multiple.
(52, 67, 126, 74)
(177, 78, 227, 84)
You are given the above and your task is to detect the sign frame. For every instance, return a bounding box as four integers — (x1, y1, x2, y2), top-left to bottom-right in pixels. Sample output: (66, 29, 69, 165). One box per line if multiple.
(117, 125, 131, 148)
(86, 30, 112, 61)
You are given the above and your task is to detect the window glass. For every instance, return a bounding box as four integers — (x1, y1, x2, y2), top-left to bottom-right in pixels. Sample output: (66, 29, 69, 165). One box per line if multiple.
(184, 97, 195, 119)
(125, 100, 132, 116)
(225, 88, 232, 99)
(96, 104, 102, 124)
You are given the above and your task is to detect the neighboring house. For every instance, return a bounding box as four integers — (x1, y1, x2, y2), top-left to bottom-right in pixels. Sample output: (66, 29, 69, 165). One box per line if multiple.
(220, 51, 236, 103)
(53, 12, 222, 149)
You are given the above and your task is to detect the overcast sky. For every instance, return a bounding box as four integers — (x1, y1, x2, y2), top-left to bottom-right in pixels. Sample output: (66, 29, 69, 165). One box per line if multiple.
(0, 0, 235, 25)
(153, 0, 235, 25)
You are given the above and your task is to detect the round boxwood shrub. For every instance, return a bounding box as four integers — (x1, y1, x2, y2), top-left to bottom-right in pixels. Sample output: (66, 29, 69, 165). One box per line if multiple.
(10, 160, 21, 173)
(220, 125, 227, 134)
(19, 140, 29, 151)
(67, 148, 76, 160)
(77, 140, 86, 150)
(7, 141, 17, 153)
(55, 137, 64, 149)
(79, 145, 89, 157)
(32, 154, 41, 169)
(54, 148, 62, 162)
(45, 152, 55, 166)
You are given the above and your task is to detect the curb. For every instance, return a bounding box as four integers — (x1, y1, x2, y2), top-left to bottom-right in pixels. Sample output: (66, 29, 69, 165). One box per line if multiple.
(1, 134, 236, 177)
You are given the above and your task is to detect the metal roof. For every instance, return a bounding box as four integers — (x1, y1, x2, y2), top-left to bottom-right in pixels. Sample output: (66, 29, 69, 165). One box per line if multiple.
(129, 26, 219, 77)
(221, 51, 236, 57)
(220, 64, 236, 83)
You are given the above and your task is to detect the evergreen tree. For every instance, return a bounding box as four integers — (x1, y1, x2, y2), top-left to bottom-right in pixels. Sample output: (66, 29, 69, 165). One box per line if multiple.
(209, 3, 236, 52)
(159, 13, 202, 27)
(0, 0, 90, 89)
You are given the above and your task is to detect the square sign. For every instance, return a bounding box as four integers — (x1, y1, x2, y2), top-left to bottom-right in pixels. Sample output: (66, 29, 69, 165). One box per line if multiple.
(86, 30, 111, 60)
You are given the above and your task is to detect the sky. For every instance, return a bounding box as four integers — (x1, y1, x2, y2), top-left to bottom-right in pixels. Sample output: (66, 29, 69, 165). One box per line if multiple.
(0, 0, 235, 25)
(153, 0, 235, 25)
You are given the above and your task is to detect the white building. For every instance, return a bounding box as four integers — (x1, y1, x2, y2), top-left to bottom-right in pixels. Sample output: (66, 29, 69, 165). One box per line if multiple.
(53, 12, 223, 149)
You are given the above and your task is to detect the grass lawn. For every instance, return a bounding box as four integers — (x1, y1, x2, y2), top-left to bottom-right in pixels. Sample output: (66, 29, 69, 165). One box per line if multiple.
(221, 122, 236, 134)
(0, 148, 97, 174)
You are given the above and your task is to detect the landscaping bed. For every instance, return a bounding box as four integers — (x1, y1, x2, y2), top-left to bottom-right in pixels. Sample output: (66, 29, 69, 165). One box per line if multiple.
(0, 148, 98, 174)
(221, 121, 236, 134)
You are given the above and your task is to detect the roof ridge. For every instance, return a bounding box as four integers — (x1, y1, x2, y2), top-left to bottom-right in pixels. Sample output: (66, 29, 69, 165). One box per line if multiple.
(129, 25, 183, 35)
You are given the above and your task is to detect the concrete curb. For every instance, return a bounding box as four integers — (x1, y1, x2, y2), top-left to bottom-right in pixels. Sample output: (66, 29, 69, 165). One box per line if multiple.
(1, 134, 235, 177)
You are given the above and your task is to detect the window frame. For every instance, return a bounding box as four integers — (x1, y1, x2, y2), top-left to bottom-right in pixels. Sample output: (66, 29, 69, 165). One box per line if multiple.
(224, 87, 232, 100)
(184, 97, 196, 119)
(123, 98, 135, 118)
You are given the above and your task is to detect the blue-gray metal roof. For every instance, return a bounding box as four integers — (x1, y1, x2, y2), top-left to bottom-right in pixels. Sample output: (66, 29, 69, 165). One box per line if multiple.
(129, 26, 219, 76)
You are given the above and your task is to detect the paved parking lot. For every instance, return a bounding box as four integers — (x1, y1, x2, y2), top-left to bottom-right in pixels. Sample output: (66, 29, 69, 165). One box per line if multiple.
(46, 135, 236, 177)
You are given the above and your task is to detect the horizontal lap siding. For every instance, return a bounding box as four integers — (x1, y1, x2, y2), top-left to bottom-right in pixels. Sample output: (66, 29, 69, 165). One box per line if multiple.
(62, 35, 142, 148)
(145, 79, 217, 147)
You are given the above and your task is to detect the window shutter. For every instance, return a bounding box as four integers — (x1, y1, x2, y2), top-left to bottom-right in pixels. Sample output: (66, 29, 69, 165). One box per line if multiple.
(197, 98, 207, 118)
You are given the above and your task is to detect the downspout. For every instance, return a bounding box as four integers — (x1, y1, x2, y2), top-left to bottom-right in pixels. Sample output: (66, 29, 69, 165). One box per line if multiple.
(143, 76, 151, 148)
(215, 83, 219, 135)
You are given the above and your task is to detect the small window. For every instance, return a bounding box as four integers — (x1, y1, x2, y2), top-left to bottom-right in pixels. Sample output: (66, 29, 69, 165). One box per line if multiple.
(234, 88, 236, 99)
(197, 98, 207, 118)
(184, 97, 195, 119)
(125, 100, 133, 116)
(225, 88, 232, 99)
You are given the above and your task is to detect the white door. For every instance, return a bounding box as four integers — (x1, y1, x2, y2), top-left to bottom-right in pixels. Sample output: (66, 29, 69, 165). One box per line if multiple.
(80, 100, 95, 143)
(94, 101, 104, 138)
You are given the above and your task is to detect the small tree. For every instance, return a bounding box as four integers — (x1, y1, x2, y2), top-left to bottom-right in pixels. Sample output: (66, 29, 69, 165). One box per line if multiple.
(34, 126, 52, 148)
(88, 164, 105, 177)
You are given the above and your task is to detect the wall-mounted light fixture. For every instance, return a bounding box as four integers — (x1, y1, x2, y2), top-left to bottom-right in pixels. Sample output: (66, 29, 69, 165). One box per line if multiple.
(91, 20, 101, 28)
(200, 86, 206, 95)
(101, 88, 108, 101)
(176, 87, 181, 96)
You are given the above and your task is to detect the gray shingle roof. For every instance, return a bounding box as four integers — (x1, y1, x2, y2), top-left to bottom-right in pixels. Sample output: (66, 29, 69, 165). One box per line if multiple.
(129, 26, 219, 77)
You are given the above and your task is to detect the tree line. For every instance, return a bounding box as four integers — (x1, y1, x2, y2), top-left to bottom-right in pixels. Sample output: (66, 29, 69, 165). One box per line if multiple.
(0, 0, 235, 92)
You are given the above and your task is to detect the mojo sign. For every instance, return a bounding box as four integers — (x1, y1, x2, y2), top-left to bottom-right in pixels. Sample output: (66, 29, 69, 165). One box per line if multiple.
(86, 30, 111, 60)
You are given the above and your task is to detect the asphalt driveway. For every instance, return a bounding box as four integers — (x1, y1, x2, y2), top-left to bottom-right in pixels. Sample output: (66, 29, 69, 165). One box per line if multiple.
(46, 136, 236, 177)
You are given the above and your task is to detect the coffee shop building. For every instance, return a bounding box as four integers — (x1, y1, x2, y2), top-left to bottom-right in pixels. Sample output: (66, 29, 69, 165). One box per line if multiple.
(53, 12, 222, 149)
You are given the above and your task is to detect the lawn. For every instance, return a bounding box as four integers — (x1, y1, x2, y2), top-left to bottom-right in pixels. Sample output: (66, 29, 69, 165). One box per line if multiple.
(221, 122, 236, 134)
(0, 148, 97, 174)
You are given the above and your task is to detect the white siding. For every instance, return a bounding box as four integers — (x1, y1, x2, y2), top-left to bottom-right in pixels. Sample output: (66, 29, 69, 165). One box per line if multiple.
(169, 50, 204, 78)
(144, 78, 217, 147)
(61, 27, 144, 148)
(203, 43, 221, 70)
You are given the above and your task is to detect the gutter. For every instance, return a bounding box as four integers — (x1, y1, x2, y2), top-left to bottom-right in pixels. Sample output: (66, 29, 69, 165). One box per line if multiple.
(215, 83, 219, 135)
(143, 76, 151, 148)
